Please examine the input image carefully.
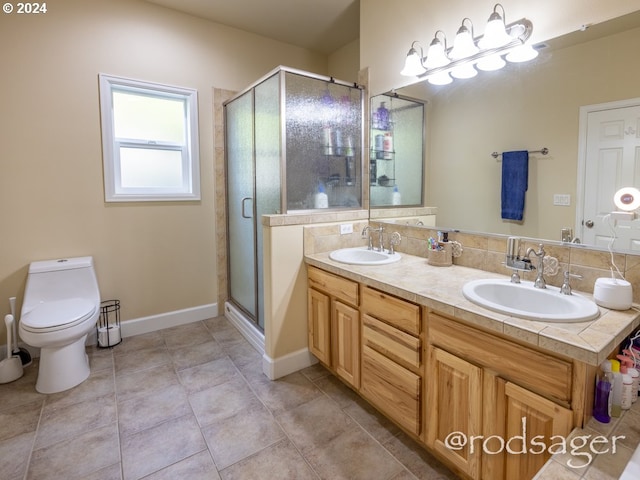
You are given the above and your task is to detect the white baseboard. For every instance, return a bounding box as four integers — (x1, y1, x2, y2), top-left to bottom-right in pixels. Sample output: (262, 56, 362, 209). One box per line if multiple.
(262, 347, 318, 380)
(223, 301, 265, 354)
(120, 303, 218, 338)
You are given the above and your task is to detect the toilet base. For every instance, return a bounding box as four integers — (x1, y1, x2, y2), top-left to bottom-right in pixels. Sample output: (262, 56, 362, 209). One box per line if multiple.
(35, 334, 90, 394)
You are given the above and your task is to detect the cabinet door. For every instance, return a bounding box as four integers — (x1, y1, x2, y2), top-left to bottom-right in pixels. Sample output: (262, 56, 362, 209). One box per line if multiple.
(308, 288, 331, 366)
(427, 346, 483, 479)
(503, 382, 573, 480)
(332, 300, 360, 388)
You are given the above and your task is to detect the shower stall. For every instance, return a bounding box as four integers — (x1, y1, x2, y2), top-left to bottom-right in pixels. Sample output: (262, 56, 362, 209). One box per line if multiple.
(224, 67, 363, 332)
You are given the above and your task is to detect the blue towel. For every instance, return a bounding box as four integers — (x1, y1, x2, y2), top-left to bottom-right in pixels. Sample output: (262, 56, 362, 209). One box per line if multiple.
(501, 150, 529, 221)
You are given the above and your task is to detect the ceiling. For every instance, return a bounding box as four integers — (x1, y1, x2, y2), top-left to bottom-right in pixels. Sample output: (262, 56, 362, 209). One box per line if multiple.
(145, 0, 360, 55)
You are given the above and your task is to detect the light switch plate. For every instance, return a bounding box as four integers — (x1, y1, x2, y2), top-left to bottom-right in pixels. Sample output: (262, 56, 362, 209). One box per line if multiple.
(340, 223, 353, 235)
(553, 194, 571, 206)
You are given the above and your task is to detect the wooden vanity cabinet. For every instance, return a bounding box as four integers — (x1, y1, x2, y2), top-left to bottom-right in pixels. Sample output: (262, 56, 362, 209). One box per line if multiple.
(360, 286, 423, 437)
(427, 312, 574, 480)
(307, 266, 360, 388)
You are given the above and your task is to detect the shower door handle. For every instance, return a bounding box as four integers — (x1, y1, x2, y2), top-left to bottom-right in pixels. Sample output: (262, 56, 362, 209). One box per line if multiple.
(241, 197, 253, 219)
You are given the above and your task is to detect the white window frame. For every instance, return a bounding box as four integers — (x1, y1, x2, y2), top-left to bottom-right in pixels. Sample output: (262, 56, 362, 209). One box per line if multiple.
(99, 74, 200, 202)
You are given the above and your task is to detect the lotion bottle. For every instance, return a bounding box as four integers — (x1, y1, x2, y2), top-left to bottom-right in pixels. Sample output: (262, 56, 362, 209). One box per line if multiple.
(609, 359, 623, 417)
(623, 350, 640, 403)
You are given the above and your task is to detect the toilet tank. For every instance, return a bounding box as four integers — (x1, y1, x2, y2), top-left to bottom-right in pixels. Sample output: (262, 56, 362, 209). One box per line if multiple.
(22, 256, 100, 310)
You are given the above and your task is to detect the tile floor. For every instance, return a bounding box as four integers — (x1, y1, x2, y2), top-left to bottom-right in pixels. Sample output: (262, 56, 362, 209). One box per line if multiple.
(0, 316, 457, 480)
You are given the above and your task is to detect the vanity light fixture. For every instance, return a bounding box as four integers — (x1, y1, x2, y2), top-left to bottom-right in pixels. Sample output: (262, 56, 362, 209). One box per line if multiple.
(400, 3, 536, 85)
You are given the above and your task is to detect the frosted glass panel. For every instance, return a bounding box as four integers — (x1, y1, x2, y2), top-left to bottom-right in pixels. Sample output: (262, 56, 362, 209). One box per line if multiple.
(119, 147, 183, 188)
(254, 73, 281, 329)
(226, 92, 256, 318)
(284, 72, 362, 211)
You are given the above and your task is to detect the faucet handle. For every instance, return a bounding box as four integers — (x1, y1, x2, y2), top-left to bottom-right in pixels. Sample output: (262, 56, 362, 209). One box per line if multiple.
(561, 270, 583, 295)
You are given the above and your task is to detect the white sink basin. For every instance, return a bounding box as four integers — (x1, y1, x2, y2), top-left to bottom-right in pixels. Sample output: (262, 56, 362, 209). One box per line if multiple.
(329, 247, 401, 266)
(462, 279, 600, 322)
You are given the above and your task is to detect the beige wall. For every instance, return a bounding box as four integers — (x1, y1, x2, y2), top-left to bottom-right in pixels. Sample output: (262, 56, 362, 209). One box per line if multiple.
(361, 0, 640, 95)
(0, 0, 335, 342)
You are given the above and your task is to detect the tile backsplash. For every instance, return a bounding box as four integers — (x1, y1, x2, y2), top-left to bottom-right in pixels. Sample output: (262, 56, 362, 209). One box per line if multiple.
(304, 219, 640, 303)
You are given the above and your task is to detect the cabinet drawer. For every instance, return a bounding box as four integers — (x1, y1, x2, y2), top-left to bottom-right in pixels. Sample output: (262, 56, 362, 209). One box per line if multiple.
(362, 286, 420, 335)
(429, 313, 573, 403)
(308, 266, 358, 306)
(363, 314, 421, 370)
(361, 345, 421, 436)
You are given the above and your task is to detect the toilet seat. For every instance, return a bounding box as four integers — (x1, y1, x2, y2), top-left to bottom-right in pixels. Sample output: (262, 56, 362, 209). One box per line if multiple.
(21, 298, 96, 333)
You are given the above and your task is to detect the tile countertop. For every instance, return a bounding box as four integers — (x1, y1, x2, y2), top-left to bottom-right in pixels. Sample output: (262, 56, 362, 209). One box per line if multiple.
(305, 250, 640, 367)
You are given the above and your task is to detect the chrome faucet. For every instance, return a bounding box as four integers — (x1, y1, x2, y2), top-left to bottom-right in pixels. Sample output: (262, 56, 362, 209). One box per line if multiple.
(361, 226, 373, 250)
(525, 244, 546, 289)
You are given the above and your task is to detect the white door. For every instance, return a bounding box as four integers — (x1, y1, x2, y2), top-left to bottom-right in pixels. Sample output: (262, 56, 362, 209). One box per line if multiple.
(579, 100, 640, 251)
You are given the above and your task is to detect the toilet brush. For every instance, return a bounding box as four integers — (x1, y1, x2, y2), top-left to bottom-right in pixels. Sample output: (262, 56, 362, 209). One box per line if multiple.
(9, 297, 31, 366)
(0, 314, 23, 384)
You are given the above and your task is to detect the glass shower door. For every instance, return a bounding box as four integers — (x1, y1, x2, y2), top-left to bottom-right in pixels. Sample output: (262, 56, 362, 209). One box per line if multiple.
(226, 91, 257, 320)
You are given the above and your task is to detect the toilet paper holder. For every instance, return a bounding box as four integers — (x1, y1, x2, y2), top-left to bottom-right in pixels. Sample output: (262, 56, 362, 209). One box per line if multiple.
(97, 299, 122, 348)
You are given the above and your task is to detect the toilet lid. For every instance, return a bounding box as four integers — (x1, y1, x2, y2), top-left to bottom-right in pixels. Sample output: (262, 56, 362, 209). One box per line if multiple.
(21, 298, 96, 331)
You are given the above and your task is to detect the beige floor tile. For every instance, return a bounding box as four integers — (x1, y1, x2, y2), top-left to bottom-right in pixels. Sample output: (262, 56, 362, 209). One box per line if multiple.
(143, 451, 220, 480)
(201, 405, 285, 470)
(0, 431, 35, 480)
(189, 375, 261, 427)
(114, 331, 164, 356)
(118, 384, 191, 437)
(312, 372, 361, 408)
(299, 362, 331, 382)
(224, 340, 262, 368)
(275, 394, 355, 454)
(86, 345, 115, 372)
(304, 427, 405, 480)
(116, 363, 180, 404)
(114, 347, 171, 376)
(46, 367, 115, 410)
(0, 400, 42, 442)
(247, 371, 323, 415)
(27, 424, 120, 480)
(160, 321, 214, 350)
(219, 439, 317, 480)
(343, 397, 401, 444)
(389, 470, 421, 480)
(169, 339, 226, 370)
(83, 463, 123, 480)
(177, 356, 239, 394)
(383, 433, 457, 480)
(35, 393, 116, 449)
(121, 414, 206, 480)
(0, 361, 44, 411)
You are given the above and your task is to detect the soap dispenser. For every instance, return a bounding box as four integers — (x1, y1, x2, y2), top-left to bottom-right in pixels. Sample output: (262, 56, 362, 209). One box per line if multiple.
(617, 354, 637, 407)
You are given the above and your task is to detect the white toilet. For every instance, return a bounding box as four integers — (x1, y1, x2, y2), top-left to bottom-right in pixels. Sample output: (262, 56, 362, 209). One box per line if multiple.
(19, 256, 101, 394)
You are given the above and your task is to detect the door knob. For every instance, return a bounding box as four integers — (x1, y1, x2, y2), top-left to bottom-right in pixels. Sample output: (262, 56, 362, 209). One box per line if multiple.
(584, 220, 594, 228)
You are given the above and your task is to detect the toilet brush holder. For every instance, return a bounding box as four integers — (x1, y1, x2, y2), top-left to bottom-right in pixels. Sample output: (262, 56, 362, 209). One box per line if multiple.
(0, 314, 24, 384)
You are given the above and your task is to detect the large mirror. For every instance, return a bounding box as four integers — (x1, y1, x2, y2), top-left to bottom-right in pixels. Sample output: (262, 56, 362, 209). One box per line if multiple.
(374, 10, 640, 252)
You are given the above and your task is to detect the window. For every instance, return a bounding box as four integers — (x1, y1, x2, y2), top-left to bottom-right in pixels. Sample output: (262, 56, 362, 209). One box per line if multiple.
(99, 74, 200, 202)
